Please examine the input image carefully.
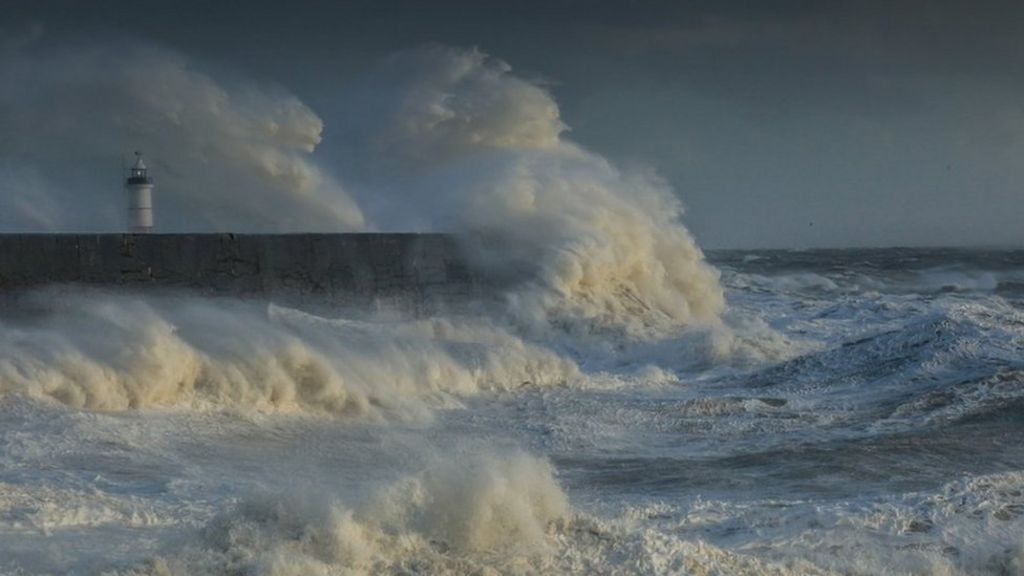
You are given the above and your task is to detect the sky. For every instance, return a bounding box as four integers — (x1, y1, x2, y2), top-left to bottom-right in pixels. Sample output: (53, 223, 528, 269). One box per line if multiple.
(3, 0, 1023, 248)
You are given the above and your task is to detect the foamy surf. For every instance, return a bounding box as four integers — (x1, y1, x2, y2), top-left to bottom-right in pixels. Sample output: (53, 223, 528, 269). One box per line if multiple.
(0, 249, 1022, 575)
(0, 290, 578, 418)
(2, 21, 1021, 573)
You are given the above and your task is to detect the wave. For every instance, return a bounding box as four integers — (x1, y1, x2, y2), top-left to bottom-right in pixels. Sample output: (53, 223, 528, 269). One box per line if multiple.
(722, 263, 1024, 298)
(105, 451, 805, 576)
(0, 290, 576, 418)
(0, 278, 802, 417)
(633, 471, 1024, 576)
(733, 296, 1024, 439)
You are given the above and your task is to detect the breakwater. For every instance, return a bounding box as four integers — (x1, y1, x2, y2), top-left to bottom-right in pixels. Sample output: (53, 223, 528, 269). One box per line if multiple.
(0, 234, 478, 306)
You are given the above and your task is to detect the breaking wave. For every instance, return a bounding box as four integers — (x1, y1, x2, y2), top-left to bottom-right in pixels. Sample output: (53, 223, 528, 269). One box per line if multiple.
(332, 46, 725, 337)
(109, 451, 800, 576)
(0, 290, 576, 417)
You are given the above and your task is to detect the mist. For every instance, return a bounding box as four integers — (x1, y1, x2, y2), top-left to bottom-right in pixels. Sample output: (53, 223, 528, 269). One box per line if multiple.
(0, 38, 364, 232)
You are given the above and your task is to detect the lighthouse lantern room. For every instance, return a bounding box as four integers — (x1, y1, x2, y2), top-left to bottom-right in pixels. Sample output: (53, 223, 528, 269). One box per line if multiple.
(126, 151, 154, 233)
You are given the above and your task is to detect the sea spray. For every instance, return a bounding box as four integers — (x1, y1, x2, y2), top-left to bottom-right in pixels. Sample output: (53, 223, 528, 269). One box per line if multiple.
(0, 40, 365, 232)
(333, 45, 726, 337)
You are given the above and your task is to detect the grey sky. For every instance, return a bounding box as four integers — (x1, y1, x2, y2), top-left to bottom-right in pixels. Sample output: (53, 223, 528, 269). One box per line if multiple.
(5, 0, 1023, 248)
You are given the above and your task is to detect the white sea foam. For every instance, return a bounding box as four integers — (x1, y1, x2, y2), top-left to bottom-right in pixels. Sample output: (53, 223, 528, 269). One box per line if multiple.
(0, 290, 577, 417)
(114, 451, 569, 574)
(0, 273, 1022, 574)
(106, 451, 812, 576)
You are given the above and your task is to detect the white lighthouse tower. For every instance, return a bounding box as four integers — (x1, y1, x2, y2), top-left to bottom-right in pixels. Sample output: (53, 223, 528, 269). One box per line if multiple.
(126, 151, 154, 233)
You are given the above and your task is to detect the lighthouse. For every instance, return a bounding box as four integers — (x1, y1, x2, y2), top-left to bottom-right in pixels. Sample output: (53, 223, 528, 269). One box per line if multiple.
(126, 151, 154, 233)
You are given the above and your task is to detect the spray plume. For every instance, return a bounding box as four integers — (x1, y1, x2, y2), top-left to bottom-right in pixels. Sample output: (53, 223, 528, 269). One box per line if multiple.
(337, 46, 725, 336)
(0, 38, 364, 232)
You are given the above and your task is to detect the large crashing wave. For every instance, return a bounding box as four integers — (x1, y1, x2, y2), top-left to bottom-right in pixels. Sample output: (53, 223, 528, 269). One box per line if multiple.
(336, 46, 724, 337)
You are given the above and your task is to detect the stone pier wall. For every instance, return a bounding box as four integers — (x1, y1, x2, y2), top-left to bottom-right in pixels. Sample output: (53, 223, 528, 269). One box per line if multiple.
(0, 234, 479, 305)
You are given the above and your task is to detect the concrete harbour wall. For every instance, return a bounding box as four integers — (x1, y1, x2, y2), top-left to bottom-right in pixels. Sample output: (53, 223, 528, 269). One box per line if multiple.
(0, 234, 478, 305)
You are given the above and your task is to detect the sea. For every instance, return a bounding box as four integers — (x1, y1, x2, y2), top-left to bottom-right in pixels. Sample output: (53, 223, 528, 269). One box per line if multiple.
(0, 248, 1022, 575)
